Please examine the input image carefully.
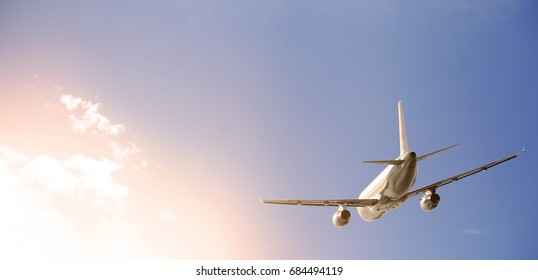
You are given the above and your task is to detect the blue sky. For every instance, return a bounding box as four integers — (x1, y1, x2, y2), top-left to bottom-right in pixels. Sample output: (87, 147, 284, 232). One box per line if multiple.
(1, 0, 536, 259)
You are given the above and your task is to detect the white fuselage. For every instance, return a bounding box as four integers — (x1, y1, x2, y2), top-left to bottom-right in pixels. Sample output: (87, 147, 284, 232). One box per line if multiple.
(358, 151, 418, 221)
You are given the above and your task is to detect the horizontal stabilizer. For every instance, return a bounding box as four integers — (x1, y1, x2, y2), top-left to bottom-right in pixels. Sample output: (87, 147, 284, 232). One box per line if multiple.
(362, 159, 405, 165)
(417, 144, 459, 161)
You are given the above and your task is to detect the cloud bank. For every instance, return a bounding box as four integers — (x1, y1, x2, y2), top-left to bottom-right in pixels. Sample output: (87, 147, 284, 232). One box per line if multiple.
(0, 94, 148, 258)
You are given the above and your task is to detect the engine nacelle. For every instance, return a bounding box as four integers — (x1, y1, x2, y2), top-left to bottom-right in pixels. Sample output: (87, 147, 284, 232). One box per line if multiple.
(332, 207, 351, 227)
(420, 190, 440, 211)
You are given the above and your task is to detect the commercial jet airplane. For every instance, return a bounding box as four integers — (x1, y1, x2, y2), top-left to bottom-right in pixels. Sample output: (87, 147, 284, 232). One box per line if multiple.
(261, 101, 524, 227)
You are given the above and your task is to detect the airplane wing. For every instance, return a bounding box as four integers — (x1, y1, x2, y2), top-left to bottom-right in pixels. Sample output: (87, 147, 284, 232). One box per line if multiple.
(407, 149, 525, 198)
(261, 198, 379, 207)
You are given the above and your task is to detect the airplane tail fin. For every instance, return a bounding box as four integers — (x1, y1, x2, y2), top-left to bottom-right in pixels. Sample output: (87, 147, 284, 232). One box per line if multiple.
(398, 101, 409, 156)
(398, 101, 459, 160)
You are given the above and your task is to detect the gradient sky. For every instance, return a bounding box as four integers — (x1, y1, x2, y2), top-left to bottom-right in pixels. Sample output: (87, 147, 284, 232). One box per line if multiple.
(1, 0, 537, 259)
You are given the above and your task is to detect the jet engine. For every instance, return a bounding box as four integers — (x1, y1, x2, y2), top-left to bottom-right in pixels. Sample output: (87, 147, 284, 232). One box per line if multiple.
(420, 190, 440, 211)
(332, 206, 351, 227)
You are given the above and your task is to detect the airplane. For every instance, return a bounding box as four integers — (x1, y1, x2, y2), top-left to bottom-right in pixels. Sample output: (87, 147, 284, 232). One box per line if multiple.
(261, 101, 524, 227)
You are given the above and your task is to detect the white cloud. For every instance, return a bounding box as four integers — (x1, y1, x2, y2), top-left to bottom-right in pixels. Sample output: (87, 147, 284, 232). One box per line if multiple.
(60, 94, 82, 110)
(0, 147, 141, 258)
(3, 147, 128, 212)
(109, 141, 141, 160)
(0, 147, 29, 167)
(462, 227, 490, 236)
(60, 94, 125, 136)
(158, 209, 178, 222)
(108, 141, 148, 169)
(64, 154, 128, 211)
(0, 95, 153, 258)
(0, 185, 85, 258)
(59, 95, 148, 170)
(22, 154, 79, 195)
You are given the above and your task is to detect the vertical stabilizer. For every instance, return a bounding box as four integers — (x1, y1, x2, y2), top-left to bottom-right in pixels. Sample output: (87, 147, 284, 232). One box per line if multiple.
(398, 101, 409, 155)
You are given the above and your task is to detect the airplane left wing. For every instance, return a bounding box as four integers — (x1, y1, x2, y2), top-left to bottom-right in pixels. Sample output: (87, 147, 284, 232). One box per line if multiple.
(261, 198, 379, 207)
(407, 149, 525, 198)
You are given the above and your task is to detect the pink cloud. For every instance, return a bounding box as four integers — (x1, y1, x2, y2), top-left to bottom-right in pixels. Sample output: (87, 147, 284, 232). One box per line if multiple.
(60, 94, 125, 136)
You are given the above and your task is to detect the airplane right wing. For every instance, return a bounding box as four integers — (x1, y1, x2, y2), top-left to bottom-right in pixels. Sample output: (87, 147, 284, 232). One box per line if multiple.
(407, 149, 525, 198)
(260, 198, 379, 207)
